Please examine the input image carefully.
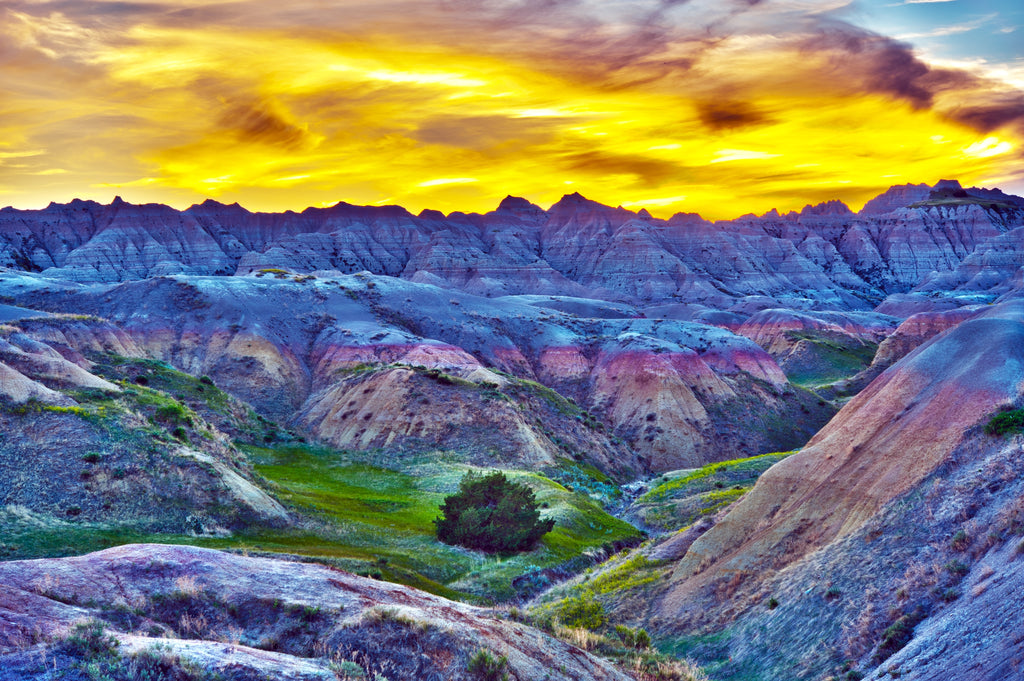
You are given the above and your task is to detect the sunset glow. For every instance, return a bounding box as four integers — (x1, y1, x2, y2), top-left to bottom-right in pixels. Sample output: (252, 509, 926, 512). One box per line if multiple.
(2, 1, 1023, 219)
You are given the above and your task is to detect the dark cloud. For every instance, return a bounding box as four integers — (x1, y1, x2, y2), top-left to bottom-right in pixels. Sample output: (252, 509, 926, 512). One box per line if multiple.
(696, 101, 772, 131)
(561, 150, 686, 185)
(943, 94, 1024, 134)
(801, 29, 932, 108)
(799, 25, 1024, 135)
(220, 99, 310, 149)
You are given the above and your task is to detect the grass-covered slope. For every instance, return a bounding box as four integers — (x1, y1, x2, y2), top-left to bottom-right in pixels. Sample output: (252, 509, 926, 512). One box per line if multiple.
(628, 452, 794, 532)
(1, 346, 642, 604)
(242, 442, 641, 602)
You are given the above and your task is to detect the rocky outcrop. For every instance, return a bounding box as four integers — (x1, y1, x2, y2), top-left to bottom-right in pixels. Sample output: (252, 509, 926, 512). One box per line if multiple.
(859, 182, 933, 215)
(0, 543, 632, 681)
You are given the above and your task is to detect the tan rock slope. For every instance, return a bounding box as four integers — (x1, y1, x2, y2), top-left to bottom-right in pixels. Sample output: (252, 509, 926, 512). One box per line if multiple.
(639, 297, 1024, 679)
(667, 298, 1024, 598)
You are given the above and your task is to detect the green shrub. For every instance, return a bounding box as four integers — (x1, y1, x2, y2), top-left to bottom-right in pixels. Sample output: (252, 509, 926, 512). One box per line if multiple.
(60, 620, 119, 660)
(557, 593, 606, 630)
(154, 401, 192, 427)
(614, 624, 651, 649)
(467, 649, 509, 681)
(985, 409, 1024, 436)
(944, 559, 969, 576)
(435, 471, 554, 553)
(949, 528, 969, 551)
(873, 608, 926, 663)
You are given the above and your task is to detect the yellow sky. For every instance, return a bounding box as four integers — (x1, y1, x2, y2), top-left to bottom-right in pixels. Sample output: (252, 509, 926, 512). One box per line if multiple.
(1, 1, 1022, 220)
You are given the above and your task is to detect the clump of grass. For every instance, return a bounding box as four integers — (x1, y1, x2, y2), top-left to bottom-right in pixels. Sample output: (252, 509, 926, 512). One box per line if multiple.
(361, 606, 432, 632)
(467, 649, 509, 681)
(615, 624, 652, 650)
(59, 620, 119, 660)
(872, 608, 926, 664)
(949, 528, 969, 551)
(944, 559, 970, 576)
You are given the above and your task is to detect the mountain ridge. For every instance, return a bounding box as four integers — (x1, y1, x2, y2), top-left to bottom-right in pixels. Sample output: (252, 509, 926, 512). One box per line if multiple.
(3, 181, 1022, 314)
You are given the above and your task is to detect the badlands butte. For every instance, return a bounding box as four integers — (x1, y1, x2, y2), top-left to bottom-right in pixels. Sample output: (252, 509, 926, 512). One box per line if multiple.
(0, 178, 1023, 680)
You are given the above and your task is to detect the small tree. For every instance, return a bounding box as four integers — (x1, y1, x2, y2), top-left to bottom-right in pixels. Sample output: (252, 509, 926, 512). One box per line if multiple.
(435, 471, 555, 553)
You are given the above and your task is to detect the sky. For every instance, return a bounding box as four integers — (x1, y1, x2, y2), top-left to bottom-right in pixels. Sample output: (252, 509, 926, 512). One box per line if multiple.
(1, 0, 1023, 220)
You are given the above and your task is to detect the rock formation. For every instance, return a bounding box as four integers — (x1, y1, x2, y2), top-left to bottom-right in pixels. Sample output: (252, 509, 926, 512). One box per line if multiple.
(0, 544, 631, 681)
(2, 181, 1019, 312)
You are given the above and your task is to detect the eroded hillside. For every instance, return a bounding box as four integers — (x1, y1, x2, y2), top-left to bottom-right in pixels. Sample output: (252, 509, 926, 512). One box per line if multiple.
(2, 179, 1024, 681)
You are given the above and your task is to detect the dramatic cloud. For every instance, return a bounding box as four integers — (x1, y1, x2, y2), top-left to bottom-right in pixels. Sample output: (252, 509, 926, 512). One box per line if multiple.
(0, 0, 1021, 218)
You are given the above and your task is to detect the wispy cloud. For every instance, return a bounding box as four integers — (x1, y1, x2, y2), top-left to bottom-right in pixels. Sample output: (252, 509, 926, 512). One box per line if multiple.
(0, 0, 1021, 217)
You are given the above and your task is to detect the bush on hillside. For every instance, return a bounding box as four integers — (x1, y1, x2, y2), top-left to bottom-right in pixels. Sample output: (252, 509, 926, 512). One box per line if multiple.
(435, 471, 554, 553)
(985, 408, 1024, 436)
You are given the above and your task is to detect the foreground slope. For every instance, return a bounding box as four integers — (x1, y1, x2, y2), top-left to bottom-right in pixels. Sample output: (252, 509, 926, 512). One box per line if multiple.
(0, 543, 632, 681)
(630, 297, 1024, 679)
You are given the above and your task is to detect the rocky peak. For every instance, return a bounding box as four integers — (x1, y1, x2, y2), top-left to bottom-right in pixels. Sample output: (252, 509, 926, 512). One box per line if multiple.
(859, 182, 932, 215)
(493, 195, 547, 222)
(417, 208, 446, 221)
(546, 192, 635, 224)
(933, 178, 964, 192)
(800, 199, 852, 216)
(666, 211, 711, 227)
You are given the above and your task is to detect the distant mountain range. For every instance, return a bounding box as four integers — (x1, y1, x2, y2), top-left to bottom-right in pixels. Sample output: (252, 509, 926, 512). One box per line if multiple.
(2, 180, 1022, 316)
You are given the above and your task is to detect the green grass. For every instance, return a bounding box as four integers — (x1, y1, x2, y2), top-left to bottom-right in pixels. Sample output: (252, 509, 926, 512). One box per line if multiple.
(1, 353, 641, 604)
(89, 354, 278, 443)
(515, 379, 582, 417)
(237, 443, 641, 601)
(633, 451, 793, 532)
(782, 332, 877, 387)
(92, 356, 242, 419)
(641, 451, 793, 503)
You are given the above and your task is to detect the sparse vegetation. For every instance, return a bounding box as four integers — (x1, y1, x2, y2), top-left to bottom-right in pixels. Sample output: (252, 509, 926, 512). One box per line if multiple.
(467, 649, 510, 681)
(635, 451, 793, 530)
(56, 620, 220, 680)
(873, 608, 926, 664)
